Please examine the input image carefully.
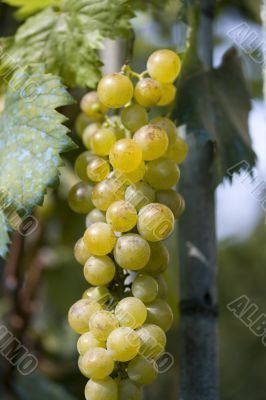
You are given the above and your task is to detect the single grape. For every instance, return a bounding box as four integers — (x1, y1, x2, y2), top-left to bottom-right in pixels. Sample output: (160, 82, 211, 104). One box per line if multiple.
(137, 203, 174, 242)
(146, 299, 174, 332)
(133, 124, 168, 161)
(85, 377, 118, 400)
(108, 115, 126, 140)
(156, 275, 168, 299)
(125, 182, 155, 211)
(87, 157, 110, 182)
(79, 348, 114, 379)
(127, 356, 158, 385)
(157, 83, 177, 106)
(150, 117, 177, 146)
(107, 327, 140, 362)
(86, 209, 106, 228)
(92, 178, 125, 211)
(132, 274, 159, 303)
(83, 222, 116, 256)
(166, 137, 188, 164)
(109, 139, 142, 173)
(75, 112, 91, 137)
(147, 49, 181, 83)
(84, 255, 116, 286)
(118, 379, 142, 400)
(114, 161, 146, 185)
(74, 238, 91, 265)
(75, 151, 97, 182)
(144, 242, 169, 274)
(90, 127, 116, 156)
(89, 310, 119, 341)
(145, 157, 180, 190)
(98, 73, 133, 108)
(137, 323, 166, 358)
(121, 104, 148, 132)
(156, 189, 185, 219)
(114, 234, 150, 271)
(134, 78, 162, 107)
(82, 122, 101, 149)
(106, 201, 137, 232)
(82, 286, 111, 305)
(68, 299, 102, 334)
(81, 91, 107, 120)
(77, 332, 105, 356)
(115, 297, 147, 329)
(68, 182, 94, 214)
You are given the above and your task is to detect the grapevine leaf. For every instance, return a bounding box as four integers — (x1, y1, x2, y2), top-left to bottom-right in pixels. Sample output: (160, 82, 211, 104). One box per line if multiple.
(0, 65, 75, 257)
(0, 211, 9, 258)
(0, 0, 134, 88)
(1, 0, 62, 19)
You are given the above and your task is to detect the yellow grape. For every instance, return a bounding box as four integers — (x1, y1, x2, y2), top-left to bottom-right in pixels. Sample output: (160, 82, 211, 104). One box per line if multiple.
(109, 139, 142, 173)
(86, 157, 110, 182)
(157, 83, 176, 106)
(89, 310, 119, 341)
(92, 178, 125, 211)
(156, 189, 185, 218)
(83, 222, 116, 256)
(166, 137, 188, 164)
(75, 151, 97, 182)
(137, 203, 174, 242)
(82, 286, 111, 305)
(79, 347, 114, 379)
(75, 112, 91, 137)
(90, 127, 116, 156)
(114, 233, 150, 271)
(85, 377, 118, 400)
(81, 91, 107, 120)
(97, 73, 134, 108)
(145, 157, 180, 190)
(127, 356, 158, 385)
(134, 78, 162, 107)
(121, 104, 148, 132)
(82, 123, 101, 149)
(137, 323, 166, 358)
(68, 182, 94, 214)
(133, 124, 168, 161)
(132, 273, 158, 303)
(86, 208, 106, 228)
(144, 242, 169, 274)
(114, 161, 146, 184)
(84, 255, 116, 286)
(147, 49, 181, 83)
(115, 297, 147, 329)
(74, 238, 91, 265)
(118, 379, 142, 400)
(68, 299, 102, 334)
(125, 182, 155, 211)
(106, 200, 137, 232)
(150, 117, 177, 146)
(107, 327, 140, 362)
(77, 332, 105, 356)
(146, 299, 173, 332)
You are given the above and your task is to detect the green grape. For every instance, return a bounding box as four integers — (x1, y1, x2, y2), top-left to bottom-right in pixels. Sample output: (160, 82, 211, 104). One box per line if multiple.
(77, 332, 105, 356)
(166, 137, 188, 164)
(86, 209, 106, 228)
(144, 242, 169, 274)
(75, 151, 97, 182)
(92, 178, 125, 211)
(108, 116, 126, 140)
(89, 310, 119, 341)
(147, 49, 181, 83)
(68, 299, 102, 334)
(157, 83, 176, 106)
(156, 189, 185, 219)
(109, 139, 142, 173)
(83, 223, 116, 256)
(85, 377, 118, 400)
(121, 104, 148, 132)
(132, 274, 158, 303)
(90, 127, 116, 156)
(68, 182, 94, 214)
(115, 297, 147, 329)
(137, 203, 174, 242)
(74, 238, 91, 265)
(82, 123, 101, 149)
(82, 286, 111, 305)
(146, 299, 173, 332)
(133, 125, 168, 161)
(79, 347, 114, 380)
(134, 78, 162, 108)
(97, 73, 134, 108)
(106, 201, 137, 232)
(150, 117, 177, 146)
(107, 327, 140, 362)
(87, 157, 110, 182)
(114, 161, 146, 184)
(84, 255, 116, 286)
(81, 91, 107, 120)
(75, 112, 91, 137)
(156, 275, 168, 299)
(127, 356, 158, 385)
(125, 182, 155, 211)
(118, 379, 142, 400)
(114, 234, 150, 271)
(145, 157, 180, 190)
(137, 323, 166, 358)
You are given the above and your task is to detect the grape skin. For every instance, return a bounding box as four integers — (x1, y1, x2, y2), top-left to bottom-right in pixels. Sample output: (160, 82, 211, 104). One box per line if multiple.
(77, 332, 105, 356)
(80, 91, 107, 120)
(107, 327, 141, 362)
(84, 255, 116, 286)
(127, 356, 158, 385)
(90, 128, 116, 156)
(89, 310, 119, 341)
(118, 379, 142, 400)
(68, 299, 102, 334)
(115, 297, 147, 329)
(147, 49, 181, 83)
(155, 189, 185, 219)
(82, 286, 111, 305)
(92, 179, 125, 211)
(134, 78, 162, 108)
(125, 182, 155, 211)
(75, 151, 97, 182)
(114, 234, 151, 271)
(150, 117, 177, 146)
(132, 273, 159, 303)
(114, 161, 146, 184)
(98, 73, 133, 108)
(79, 347, 114, 380)
(166, 137, 188, 164)
(86, 209, 106, 228)
(83, 222, 116, 256)
(68, 182, 94, 214)
(133, 124, 168, 161)
(82, 123, 101, 149)
(109, 139, 143, 173)
(157, 83, 176, 106)
(145, 157, 180, 190)
(146, 299, 174, 332)
(85, 376, 118, 400)
(137, 323, 166, 358)
(106, 200, 137, 232)
(121, 104, 148, 132)
(144, 242, 169, 274)
(74, 238, 91, 265)
(87, 157, 110, 182)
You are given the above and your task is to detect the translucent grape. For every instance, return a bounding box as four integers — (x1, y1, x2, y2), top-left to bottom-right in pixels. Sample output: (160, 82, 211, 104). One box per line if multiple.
(114, 161, 146, 184)
(90, 128, 116, 156)
(118, 379, 142, 400)
(166, 137, 188, 164)
(133, 124, 168, 161)
(157, 83, 176, 106)
(144, 242, 169, 274)
(83, 223, 116, 256)
(156, 275, 168, 299)
(106, 201, 137, 232)
(127, 356, 158, 385)
(75, 151, 96, 182)
(121, 104, 148, 132)
(156, 189, 185, 219)
(137, 203, 174, 242)
(87, 157, 110, 182)
(147, 49, 181, 83)
(134, 78, 162, 108)
(85, 377, 118, 400)
(68, 182, 94, 214)
(146, 299, 174, 332)
(79, 347, 114, 379)
(75, 112, 90, 137)
(82, 123, 101, 149)
(109, 139, 142, 173)
(92, 179, 125, 211)
(132, 274, 158, 303)
(107, 327, 140, 362)
(81, 91, 107, 120)
(97, 73, 133, 108)
(86, 209, 106, 228)
(115, 297, 147, 329)
(145, 157, 180, 190)
(108, 115, 126, 140)
(84, 255, 116, 286)
(150, 117, 177, 146)
(114, 234, 150, 271)
(125, 182, 155, 211)
(77, 332, 105, 356)
(89, 310, 119, 341)
(74, 238, 91, 265)
(68, 299, 102, 334)
(137, 323, 166, 358)
(82, 286, 111, 305)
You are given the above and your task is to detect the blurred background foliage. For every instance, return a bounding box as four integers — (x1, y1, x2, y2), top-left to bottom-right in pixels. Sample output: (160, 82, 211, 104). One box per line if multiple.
(0, 0, 265, 399)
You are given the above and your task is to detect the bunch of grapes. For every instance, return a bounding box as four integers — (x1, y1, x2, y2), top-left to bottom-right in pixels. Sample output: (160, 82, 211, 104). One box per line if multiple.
(68, 49, 187, 400)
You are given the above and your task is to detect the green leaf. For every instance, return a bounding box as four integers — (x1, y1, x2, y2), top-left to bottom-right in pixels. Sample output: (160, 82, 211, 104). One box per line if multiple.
(0, 65, 75, 257)
(0, 0, 134, 88)
(174, 47, 256, 184)
(1, 0, 62, 18)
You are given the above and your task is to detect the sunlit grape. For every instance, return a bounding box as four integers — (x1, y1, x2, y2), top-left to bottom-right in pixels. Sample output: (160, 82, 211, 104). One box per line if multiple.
(114, 161, 146, 184)
(134, 78, 162, 107)
(82, 286, 111, 305)
(74, 238, 91, 265)
(150, 117, 177, 146)
(85, 377, 118, 400)
(86, 209, 106, 228)
(125, 182, 155, 211)
(145, 157, 180, 190)
(121, 104, 148, 132)
(84, 255, 116, 286)
(147, 49, 181, 83)
(137, 323, 166, 358)
(137, 203, 174, 242)
(98, 73, 133, 108)
(107, 327, 140, 362)
(79, 348, 114, 379)
(157, 83, 177, 106)
(109, 139, 142, 173)
(90, 127, 116, 156)
(83, 222, 116, 256)
(132, 273, 158, 303)
(133, 124, 168, 161)
(89, 310, 119, 341)
(114, 234, 150, 271)
(82, 123, 101, 149)
(77, 332, 105, 356)
(106, 200, 137, 232)
(81, 91, 107, 120)
(68, 299, 102, 334)
(87, 157, 110, 182)
(92, 178, 125, 211)
(115, 297, 147, 329)
(68, 182, 94, 214)
(156, 189, 185, 218)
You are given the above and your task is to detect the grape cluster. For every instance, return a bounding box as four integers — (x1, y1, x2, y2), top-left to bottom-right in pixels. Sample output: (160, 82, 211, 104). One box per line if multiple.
(68, 49, 187, 400)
